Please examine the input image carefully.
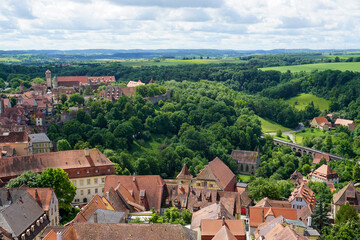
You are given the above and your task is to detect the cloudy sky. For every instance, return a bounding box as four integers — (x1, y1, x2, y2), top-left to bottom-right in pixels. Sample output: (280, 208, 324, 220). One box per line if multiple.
(1, 0, 359, 50)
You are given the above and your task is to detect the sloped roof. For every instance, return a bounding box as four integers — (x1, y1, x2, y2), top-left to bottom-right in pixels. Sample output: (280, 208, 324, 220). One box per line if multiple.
(249, 207, 297, 227)
(211, 225, 237, 240)
(0, 131, 28, 143)
(255, 216, 285, 239)
(288, 184, 316, 209)
(297, 205, 312, 226)
(72, 195, 114, 223)
(333, 182, 360, 205)
(104, 175, 166, 212)
(26, 188, 55, 212)
(335, 118, 354, 126)
(308, 164, 338, 180)
(87, 209, 125, 223)
(313, 117, 329, 125)
(0, 149, 115, 180)
(87, 76, 115, 84)
(190, 202, 234, 229)
(56, 223, 197, 240)
(313, 154, 330, 164)
(28, 133, 51, 143)
(201, 219, 245, 238)
(255, 197, 291, 208)
(272, 225, 308, 240)
(176, 164, 193, 180)
(196, 157, 236, 191)
(57, 76, 88, 84)
(231, 149, 259, 165)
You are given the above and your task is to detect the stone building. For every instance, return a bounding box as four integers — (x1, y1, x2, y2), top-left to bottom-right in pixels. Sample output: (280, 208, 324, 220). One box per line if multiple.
(231, 149, 260, 175)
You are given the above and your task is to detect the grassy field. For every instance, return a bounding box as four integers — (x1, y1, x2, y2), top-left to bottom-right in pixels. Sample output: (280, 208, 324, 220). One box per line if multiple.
(257, 116, 291, 133)
(274, 135, 292, 142)
(286, 93, 330, 111)
(260, 62, 360, 73)
(0, 57, 21, 62)
(237, 174, 251, 183)
(97, 58, 246, 67)
(294, 128, 325, 145)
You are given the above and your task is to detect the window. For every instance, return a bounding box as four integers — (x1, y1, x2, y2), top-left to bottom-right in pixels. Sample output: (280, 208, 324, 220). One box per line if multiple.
(197, 183, 201, 186)
(87, 179, 91, 185)
(80, 180, 84, 186)
(102, 188, 104, 193)
(101, 178, 105, 183)
(95, 188, 98, 194)
(80, 190, 84, 195)
(72, 180, 76, 186)
(88, 189, 91, 194)
(94, 178, 98, 184)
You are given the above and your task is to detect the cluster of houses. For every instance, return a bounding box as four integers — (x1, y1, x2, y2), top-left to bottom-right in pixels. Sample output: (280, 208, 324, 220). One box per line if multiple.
(310, 114, 357, 131)
(0, 146, 358, 240)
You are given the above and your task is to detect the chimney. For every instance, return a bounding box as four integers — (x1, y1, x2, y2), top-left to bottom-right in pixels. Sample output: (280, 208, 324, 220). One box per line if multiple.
(94, 212, 98, 223)
(133, 177, 136, 182)
(307, 216, 312, 227)
(84, 148, 89, 157)
(222, 216, 225, 226)
(56, 232, 61, 240)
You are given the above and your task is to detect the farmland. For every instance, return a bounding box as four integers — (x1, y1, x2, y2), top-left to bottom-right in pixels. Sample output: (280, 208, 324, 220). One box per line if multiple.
(260, 62, 360, 72)
(286, 93, 330, 111)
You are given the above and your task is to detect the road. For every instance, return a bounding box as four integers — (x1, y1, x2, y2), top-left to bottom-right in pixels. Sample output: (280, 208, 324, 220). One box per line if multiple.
(264, 123, 305, 143)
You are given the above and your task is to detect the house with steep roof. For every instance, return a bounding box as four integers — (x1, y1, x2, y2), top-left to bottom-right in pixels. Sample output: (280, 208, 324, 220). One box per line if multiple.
(192, 157, 236, 192)
(231, 149, 260, 175)
(0, 131, 29, 156)
(103, 175, 166, 213)
(290, 170, 304, 186)
(312, 153, 330, 165)
(255, 197, 292, 208)
(0, 189, 50, 240)
(43, 222, 196, 240)
(176, 164, 193, 185)
(334, 118, 357, 131)
(201, 219, 246, 240)
(332, 182, 360, 219)
(288, 184, 316, 211)
(28, 133, 52, 154)
(308, 164, 339, 184)
(211, 225, 237, 240)
(249, 206, 297, 233)
(26, 188, 59, 226)
(310, 116, 331, 130)
(0, 149, 116, 205)
(190, 203, 235, 229)
(297, 205, 312, 226)
(164, 183, 189, 209)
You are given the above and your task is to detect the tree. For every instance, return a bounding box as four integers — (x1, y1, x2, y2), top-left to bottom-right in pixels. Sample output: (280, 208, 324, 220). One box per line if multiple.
(57, 139, 72, 151)
(60, 94, 67, 104)
(323, 219, 360, 240)
(335, 203, 360, 224)
(10, 97, 16, 107)
(353, 164, 360, 182)
(248, 177, 281, 201)
(37, 168, 76, 209)
(311, 197, 330, 233)
(149, 207, 192, 225)
(69, 93, 84, 105)
(6, 171, 40, 188)
(276, 129, 282, 137)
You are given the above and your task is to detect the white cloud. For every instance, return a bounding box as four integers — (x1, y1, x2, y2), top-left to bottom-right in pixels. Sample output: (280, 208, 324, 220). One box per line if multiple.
(0, 0, 359, 50)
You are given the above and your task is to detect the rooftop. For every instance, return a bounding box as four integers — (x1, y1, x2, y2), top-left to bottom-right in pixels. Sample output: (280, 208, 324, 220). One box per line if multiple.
(28, 133, 51, 143)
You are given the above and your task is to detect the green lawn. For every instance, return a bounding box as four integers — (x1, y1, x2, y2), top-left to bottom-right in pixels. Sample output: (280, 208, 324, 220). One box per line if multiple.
(294, 128, 325, 145)
(130, 134, 165, 155)
(274, 135, 292, 142)
(257, 116, 291, 133)
(97, 58, 246, 67)
(260, 62, 360, 73)
(237, 174, 251, 183)
(286, 93, 330, 111)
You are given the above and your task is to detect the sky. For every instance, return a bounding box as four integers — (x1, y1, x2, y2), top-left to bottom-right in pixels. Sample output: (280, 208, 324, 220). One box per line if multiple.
(0, 0, 359, 50)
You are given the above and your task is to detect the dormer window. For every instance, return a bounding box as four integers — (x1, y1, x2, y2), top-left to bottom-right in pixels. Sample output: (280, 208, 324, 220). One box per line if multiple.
(77, 171, 80, 175)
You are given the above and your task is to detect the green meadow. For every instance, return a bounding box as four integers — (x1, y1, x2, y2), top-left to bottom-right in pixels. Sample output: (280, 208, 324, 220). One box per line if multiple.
(286, 93, 330, 111)
(260, 62, 360, 73)
(257, 116, 291, 133)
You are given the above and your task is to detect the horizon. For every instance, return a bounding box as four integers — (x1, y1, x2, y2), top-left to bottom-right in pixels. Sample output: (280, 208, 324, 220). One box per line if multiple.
(1, 0, 359, 50)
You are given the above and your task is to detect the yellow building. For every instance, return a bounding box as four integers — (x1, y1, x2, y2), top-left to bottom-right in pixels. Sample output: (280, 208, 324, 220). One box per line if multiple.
(0, 131, 29, 156)
(72, 175, 107, 205)
(28, 133, 52, 154)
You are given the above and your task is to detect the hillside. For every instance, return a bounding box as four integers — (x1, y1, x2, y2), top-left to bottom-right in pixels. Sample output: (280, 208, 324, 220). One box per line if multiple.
(260, 62, 360, 72)
(286, 93, 330, 111)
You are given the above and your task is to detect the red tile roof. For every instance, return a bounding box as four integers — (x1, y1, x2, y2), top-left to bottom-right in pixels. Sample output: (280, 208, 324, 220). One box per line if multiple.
(313, 117, 329, 125)
(308, 164, 338, 181)
(288, 184, 316, 209)
(26, 188, 55, 212)
(249, 207, 297, 227)
(312, 154, 330, 165)
(104, 175, 166, 212)
(0, 149, 115, 181)
(0, 131, 28, 144)
(177, 164, 193, 180)
(333, 182, 360, 205)
(88, 76, 115, 84)
(190, 203, 234, 229)
(201, 219, 245, 238)
(196, 157, 236, 191)
(255, 197, 291, 208)
(57, 76, 88, 85)
(211, 225, 237, 240)
(72, 195, 113, 223)
(297, 205, 312, 226)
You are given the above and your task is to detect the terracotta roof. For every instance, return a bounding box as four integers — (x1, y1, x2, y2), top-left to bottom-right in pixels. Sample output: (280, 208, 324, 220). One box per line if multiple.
(57, 76, 88, 85)
(308, 164, 338, 181)
(190, 203, 234, 229)
(201, 219, 245, 238)
(165, 183, 189, 209)
(26, 188, 55, 212)
(58, 81, 80, 87)
(255, 216, 285, 239)
(312, 154, 330, 164)
(0, 149, 115, 181)
(211, 225, 237, 240)
(0, 131, 28, 143)
(105, 187, 132, 214)
(52, 223, 196, 240)
(88, 76, 115, 84)
(72, 195, 114, 223)
(272, 225, 308, 240)
(313, 117, 329, 125)
(255, 197, 291, 208)
(249, 207, 297, 227)
(104, 175, 166, 212)
(333, 182, 360, 205)
(195, 157, 236, 191)
(326, 182, 336, 192)
(176, 164, 193, 180)
(297, 205, 312, 226)
(288, 184, 316, 209)
(231, 149, 259, 165)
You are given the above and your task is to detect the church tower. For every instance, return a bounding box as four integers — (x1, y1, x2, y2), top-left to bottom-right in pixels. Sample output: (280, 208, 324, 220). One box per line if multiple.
(52, 75, 58, 89)
(45, 69, 52, 88)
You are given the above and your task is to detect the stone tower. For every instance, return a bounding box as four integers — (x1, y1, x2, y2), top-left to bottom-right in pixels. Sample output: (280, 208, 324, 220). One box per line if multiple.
(45, 69, 52, 88)
(52, 75, 58, 89)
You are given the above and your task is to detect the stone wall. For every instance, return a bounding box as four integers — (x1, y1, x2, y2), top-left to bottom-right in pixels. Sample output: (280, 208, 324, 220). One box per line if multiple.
(145, 90, 171, 104)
